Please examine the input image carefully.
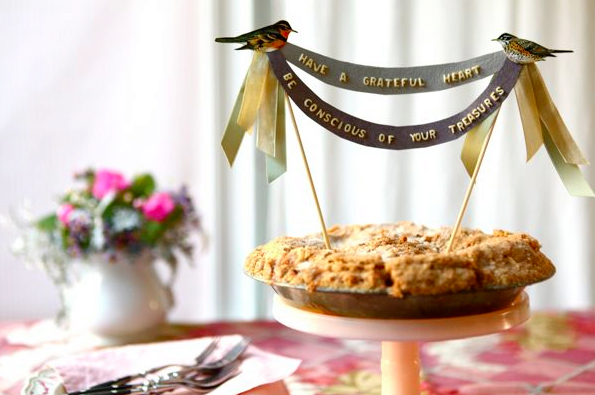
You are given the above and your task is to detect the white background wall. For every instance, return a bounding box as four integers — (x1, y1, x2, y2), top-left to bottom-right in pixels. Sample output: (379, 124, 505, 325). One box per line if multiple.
(0, 0, 593, 323)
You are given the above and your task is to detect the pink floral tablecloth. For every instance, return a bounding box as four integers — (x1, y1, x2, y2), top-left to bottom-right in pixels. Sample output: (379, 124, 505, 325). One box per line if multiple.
(2, 312, 595, 395)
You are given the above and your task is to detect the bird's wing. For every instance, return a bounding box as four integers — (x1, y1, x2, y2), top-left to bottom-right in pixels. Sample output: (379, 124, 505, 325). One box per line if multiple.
(518, 38, 552, 56)
(245, 31, 286, 49)
(220, 25, 279, 42)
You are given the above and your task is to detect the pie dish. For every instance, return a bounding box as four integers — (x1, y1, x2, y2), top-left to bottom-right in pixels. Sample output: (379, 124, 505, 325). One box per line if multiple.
(245, 222, 555, 318)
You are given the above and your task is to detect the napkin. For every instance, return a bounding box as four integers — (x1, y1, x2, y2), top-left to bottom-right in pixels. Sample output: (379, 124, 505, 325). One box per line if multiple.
(45, 335, 299, 395)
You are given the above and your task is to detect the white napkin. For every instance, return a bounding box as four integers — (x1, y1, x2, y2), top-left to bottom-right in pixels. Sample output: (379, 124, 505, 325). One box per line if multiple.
(45, 335, 300, 395)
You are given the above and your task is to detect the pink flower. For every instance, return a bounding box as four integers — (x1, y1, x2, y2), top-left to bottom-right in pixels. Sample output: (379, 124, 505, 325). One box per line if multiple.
(141, 192, 175, 222)
(92, 169, 129, 199)
(56, 204, 75, 225)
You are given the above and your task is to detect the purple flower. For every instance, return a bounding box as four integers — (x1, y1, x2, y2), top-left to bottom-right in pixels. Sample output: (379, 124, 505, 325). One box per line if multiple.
(141, 192, 175, 222)
(92, 169, 129, 199)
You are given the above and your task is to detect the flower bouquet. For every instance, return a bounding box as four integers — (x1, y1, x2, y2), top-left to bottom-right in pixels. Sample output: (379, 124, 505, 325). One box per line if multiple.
(12, 169, 201, 332)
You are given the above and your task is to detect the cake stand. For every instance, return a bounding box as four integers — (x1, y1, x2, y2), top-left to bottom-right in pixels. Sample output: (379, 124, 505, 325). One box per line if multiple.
(273, 292, 530, 395)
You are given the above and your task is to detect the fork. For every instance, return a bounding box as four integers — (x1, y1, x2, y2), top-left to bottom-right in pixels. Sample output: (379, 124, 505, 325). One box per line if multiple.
(70, 359, 242, 395)
(68, 337, 251, 395)
(73, 337, 221, 394)
(191, 337, 251, 373)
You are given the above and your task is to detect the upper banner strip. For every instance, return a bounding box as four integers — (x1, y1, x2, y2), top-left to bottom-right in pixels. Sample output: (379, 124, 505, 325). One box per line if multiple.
(267, 50, 522, 150)
(281, 43, 507, 95)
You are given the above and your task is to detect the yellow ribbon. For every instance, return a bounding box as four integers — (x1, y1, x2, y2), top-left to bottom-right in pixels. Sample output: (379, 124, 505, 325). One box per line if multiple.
(461, 63, 593, 197)
(221, 52, 286, 183)
(515, 63, 593, 197)
(514, 65, 543, 161)
(461, 110, 500, 177)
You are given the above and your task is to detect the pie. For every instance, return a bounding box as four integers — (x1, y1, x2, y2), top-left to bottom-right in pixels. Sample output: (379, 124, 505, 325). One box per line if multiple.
(244, 222, 555, 297)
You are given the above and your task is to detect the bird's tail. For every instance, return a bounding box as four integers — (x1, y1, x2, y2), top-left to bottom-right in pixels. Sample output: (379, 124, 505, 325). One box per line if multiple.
(215, 37, 244, 43)
(550, 49, 573, 53)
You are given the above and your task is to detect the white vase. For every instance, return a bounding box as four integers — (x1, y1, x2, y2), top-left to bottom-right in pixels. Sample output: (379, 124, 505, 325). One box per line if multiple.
(62, 251, 174, 340)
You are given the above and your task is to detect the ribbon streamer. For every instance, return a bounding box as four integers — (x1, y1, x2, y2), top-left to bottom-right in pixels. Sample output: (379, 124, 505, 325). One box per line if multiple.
(221, 52, 287, 183)
(461, 110, 500, 177)
(514, 63, 593, 197)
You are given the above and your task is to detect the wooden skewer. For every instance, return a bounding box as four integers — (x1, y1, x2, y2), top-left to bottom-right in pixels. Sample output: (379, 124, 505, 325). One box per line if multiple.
(445, 110, 500, 253)
(284, 93, 332, 249)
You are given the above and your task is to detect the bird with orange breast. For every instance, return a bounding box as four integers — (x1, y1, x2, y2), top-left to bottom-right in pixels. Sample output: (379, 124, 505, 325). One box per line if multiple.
(492, 33, 573, 64)
(215, 20, 297, 52)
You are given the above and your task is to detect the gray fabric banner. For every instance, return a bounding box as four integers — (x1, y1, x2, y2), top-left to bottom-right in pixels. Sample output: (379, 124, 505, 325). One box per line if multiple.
(267, 50, 522, 150)
(280, 43, 508, 95)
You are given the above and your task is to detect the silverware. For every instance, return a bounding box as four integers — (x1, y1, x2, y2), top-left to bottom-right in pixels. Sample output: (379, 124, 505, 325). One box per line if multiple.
(70, 359, 242, 395)
(72, 337, 221, 394)
(67, 337, 251, 395)
(195, 337, 251, 372)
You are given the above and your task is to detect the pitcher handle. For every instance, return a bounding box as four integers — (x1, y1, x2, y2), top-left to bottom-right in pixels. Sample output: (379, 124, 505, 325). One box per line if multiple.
(162, 260, 177, 310)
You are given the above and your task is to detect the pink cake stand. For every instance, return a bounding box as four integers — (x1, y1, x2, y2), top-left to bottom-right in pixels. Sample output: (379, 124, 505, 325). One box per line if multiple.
(273, 292, 530, 395)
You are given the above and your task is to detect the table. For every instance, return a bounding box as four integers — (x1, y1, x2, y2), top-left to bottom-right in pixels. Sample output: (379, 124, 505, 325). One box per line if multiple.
(2, 311, 595, 395)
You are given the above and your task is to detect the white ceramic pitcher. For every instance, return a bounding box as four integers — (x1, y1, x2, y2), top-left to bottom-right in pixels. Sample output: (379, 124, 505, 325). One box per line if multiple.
(62, 250, 173, 340)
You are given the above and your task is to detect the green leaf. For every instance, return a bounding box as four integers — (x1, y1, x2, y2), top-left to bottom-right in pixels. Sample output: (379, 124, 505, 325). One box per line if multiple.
(36, 214, 58, 232)
(129, 174, 156, 197)
(140, 220, 164, 245)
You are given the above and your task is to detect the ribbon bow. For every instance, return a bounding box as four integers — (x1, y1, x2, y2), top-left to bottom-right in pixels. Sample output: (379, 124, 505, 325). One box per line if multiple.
(221, 52, 286, 183)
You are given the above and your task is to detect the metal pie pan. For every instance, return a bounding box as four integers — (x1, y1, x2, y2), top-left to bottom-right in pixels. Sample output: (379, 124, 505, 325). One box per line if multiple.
(267, 281, 525, 319)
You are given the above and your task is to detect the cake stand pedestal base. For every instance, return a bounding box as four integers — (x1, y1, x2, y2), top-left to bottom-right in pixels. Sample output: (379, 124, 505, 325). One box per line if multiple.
(273, 292, 530, 395)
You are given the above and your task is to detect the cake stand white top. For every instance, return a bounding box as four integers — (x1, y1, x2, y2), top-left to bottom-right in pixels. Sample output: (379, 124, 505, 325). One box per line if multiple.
(273, 292, 530, 342)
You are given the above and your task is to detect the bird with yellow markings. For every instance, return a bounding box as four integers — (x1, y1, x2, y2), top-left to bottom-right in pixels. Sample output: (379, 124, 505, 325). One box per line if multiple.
(215, 20, 296, 52)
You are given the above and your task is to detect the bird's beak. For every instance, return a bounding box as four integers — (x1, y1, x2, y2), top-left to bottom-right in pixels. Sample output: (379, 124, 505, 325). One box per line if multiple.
(491, 38, 499, 42)
(292, 29, 298, 33)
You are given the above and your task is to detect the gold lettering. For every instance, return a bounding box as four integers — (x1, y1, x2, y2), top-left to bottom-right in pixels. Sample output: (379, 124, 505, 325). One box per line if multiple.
(283, 73, 294, 81)
(298, 54, 329, 76)
(448, 124, 457, 134)
(456, 121, 465, 131)
(496, 86, 504, 95)
(429, 129, 436, 139)
(444, 67, 481, 84)
(340, 72, 348, 83)
(388, 135, 395, 144)
(484, 98, 493, 107)
(363, 76, 370, 86)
